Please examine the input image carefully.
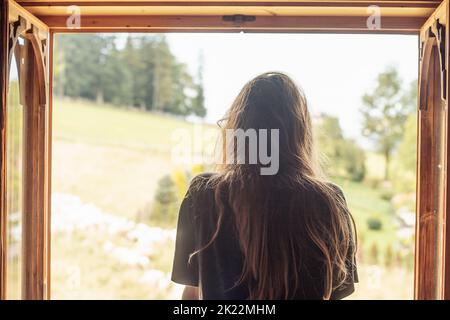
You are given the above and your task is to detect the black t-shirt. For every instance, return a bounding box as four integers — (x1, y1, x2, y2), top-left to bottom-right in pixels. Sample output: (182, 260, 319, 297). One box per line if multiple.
(171, 173, 358, 300)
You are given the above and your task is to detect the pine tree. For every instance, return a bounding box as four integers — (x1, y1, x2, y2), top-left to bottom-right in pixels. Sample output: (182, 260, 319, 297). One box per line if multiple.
(191, 52, 206, 117)
(53, 34, 207, 118)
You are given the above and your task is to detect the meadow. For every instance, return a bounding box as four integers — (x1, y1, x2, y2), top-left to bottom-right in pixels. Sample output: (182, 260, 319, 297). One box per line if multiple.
(51, 98, 414, 299)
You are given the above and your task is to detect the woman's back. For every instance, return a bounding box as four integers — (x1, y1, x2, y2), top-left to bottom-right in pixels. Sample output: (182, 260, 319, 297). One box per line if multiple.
(172, 173, 358, 300)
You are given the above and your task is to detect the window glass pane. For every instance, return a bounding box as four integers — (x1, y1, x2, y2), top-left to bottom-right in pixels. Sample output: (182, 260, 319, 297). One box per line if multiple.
(6, 52, 24, 300)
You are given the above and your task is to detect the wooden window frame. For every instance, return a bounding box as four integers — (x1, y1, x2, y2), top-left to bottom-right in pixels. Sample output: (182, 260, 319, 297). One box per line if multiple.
(0, 0, 50, 300)
(1, 0, 450, 300)
(416, 13, 446, 300)
(0, 0, 8, 300)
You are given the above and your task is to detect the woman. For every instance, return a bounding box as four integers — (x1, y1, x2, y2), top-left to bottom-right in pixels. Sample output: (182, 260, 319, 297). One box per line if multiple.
(171, 72, 358, 300)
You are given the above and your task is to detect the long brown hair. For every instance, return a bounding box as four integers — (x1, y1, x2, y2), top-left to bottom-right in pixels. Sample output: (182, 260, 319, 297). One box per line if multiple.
(193, 72, 356, 300)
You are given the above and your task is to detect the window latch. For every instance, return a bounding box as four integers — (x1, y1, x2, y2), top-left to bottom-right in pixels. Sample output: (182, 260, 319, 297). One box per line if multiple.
(222, 15, 256, 24)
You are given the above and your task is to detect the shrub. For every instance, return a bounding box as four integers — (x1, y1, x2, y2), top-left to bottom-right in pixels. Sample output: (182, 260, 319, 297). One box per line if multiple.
(369, 243, 379, 265)
(341, 140, 366, 182)
(379, 181, 394, 201)
(151, 175, 179, 225)
(367, 216, 383, 231)
(380, 189, 394, 201)
(144, 165, 212, 227)
(364, 177, 381, 189)
(385, 244, 394, 268)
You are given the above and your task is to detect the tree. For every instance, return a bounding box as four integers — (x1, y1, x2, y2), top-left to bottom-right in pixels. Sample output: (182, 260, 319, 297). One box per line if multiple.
(391, 113, 417, 193)
(101, 37, 132, 105)
(191, 52, 207, 117)
(315, 113, 345, 172)
(122, 35, 146, 108)
(360, 67, 415, 180)
(340, 139, 366, 181)
(315, 113, 366, 181)
(55, 34, 114, 102)
(53, 35, 66, 98)
(53, 34, 207, 118)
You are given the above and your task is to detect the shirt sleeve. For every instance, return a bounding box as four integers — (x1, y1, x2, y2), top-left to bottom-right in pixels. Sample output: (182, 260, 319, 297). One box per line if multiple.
(171, 189, 199, 287)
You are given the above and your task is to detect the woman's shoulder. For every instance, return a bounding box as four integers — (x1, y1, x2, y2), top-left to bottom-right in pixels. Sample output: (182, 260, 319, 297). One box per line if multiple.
(298, 180, 347, 210)
(190, 172, 217, 187)
(184, 173, 219, 215)
(187, 172, 218, 197)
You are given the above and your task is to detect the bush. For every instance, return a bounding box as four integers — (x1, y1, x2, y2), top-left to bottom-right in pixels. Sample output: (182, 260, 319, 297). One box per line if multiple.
(385, 244, 394, 268)
(142, 165, 212, 227)
(369, 243, 379, 265)
(367, 216, 383, 231)
(150, 175, 179, 225)
(364, 177, 382, 189)
(379, 180, 394, 201)
(380, 189, 394, 201)
(341, 140, 366, 182)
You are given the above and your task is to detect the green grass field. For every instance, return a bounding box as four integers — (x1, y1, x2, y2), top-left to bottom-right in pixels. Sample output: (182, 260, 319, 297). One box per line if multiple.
(51, 98, 413, 299)
(332, 177, 396, 252)
(53, 99, 200, 150)
(52, 98, 216, 218)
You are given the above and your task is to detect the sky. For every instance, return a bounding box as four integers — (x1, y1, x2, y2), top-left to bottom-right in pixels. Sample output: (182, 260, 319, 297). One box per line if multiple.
(165, 33, 419, 144)
(11, 33, 419, 146)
